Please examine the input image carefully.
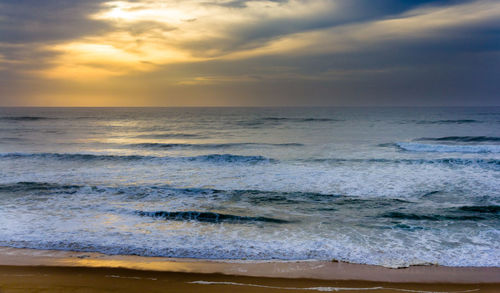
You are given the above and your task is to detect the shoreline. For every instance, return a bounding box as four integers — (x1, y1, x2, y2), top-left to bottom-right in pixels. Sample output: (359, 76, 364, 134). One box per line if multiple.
(2, 265, 498, 293)
(0, 246, 498, 284)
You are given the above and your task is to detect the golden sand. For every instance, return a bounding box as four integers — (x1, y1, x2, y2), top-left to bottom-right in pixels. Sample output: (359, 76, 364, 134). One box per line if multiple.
(0, 247, 498, 292)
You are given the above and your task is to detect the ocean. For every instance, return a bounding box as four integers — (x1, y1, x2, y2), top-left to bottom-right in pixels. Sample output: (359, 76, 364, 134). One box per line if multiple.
(0, 107, 498, 268)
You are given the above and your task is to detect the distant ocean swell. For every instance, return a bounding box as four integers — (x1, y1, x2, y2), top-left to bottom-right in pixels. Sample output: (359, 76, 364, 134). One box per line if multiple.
(260, 117, 341, 122)
(134, 133, 203, 139)
(0, 152, 273, 164)
(0, 115, 344, 125)
(0, 116, 57, 121)
(236, 117, 342, 127)
(412, 119, 482, 124)
(0, 116, 492, 125)
(1, 152, 499, 170)
(128, 142, 303, 149)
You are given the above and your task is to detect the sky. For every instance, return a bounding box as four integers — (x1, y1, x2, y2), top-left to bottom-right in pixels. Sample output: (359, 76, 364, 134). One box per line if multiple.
(0, 0, 499, 106)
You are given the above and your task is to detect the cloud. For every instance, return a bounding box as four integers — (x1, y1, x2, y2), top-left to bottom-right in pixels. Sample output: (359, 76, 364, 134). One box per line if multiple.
(0, 0, 110, 43)
(0, 0, 498, 106)
(224, 0, 500, 58)
(29, 0, 497, 80)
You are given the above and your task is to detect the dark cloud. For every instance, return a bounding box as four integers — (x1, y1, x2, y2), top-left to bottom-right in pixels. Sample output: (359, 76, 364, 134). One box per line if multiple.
(0, 0, 113, 86)
(0, 0, 464, 46)
(0, 0, 498, 106)
(208, 0, 286, 8)
(184, 0, 471, 57)
(0, 0, 110, 43)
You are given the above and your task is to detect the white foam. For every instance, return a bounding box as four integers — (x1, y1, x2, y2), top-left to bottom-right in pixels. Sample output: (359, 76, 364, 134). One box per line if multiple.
(396, 142, 500, 153)
(0, 154, 499, 267)
(188, 281, 479, 292)
(189, 281, 385, 291)
(106, 275, 157, 280)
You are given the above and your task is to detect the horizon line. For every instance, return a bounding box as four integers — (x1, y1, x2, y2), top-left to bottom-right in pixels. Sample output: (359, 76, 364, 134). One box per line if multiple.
(1, 105, 500, 108)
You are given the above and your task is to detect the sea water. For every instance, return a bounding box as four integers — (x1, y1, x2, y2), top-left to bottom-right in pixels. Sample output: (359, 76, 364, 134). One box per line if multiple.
(0, 107, 498, 268)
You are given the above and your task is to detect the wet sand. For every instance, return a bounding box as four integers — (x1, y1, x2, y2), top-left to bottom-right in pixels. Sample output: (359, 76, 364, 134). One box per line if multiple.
(0, 247, 498, 292)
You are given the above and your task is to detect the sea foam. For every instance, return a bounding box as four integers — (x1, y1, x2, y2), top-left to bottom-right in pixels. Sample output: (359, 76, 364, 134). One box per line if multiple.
(396, 142, 500, 153)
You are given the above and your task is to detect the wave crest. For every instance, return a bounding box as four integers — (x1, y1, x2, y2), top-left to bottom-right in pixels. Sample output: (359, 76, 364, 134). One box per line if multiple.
(0, 116, 55, 121)
(134, 133, 202, 139)
(414, 119, 481, 124)
(0, 152, 274, 164)
(137, 210, 290, 224)
(396, 142, 500, 153)
(381, 211, 486, 221)
(416, 136, 500, 142)
(130, 142, 302, 149)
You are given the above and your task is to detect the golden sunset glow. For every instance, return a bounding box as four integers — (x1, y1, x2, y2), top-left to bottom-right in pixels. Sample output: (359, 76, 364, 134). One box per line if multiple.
(1, 0, 499, 106)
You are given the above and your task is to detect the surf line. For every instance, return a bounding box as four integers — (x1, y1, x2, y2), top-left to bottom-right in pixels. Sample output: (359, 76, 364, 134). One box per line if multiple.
(188, 281, 479, 293)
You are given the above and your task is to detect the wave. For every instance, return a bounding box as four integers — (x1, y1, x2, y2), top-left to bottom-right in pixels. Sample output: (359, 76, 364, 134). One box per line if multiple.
(137, 210, 290, 224)
(262, 117, 340, 122)
(416, 136, 500, 142)
(0, 152, 273, 164)
(236, 117, 342, 127)
(381, 211, 486, 221)
(0, 116, 55, 121)
(0, 182, 414, 209)
(458, 205, 500, 213)
(134, 133, 202, 139)
(0, 182, 412, 207)
(130, 142, 303, 149)
(2, 151, 499, 169)
(192, 154, 272, 163)
(414, 119, 481, 124)
(0, 182, 80, 193)
(0, 152, 149, 161)
(395, 142, 500, 153)
(0, 182, 340, 203)
(309, 157, 500, 169)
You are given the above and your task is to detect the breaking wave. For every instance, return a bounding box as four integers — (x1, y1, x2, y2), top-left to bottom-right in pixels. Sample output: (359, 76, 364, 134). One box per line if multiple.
(395, 142, 500, 153)
(137, 210, 290, 224)
(416, 136, 500, 142)
(381, 212, 488, 221)
(308, 157, 500, 170)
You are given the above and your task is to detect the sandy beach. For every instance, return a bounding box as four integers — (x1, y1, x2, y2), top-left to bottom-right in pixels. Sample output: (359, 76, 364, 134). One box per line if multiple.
(0, 247, 498, 292)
